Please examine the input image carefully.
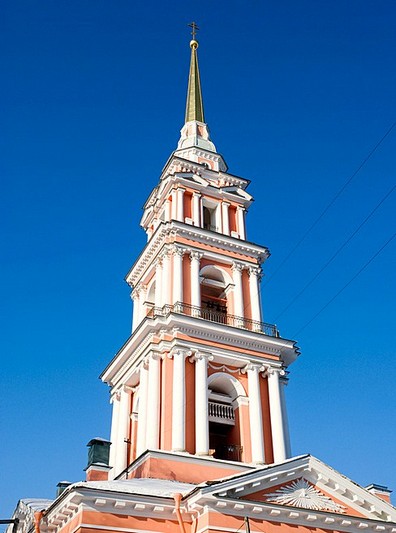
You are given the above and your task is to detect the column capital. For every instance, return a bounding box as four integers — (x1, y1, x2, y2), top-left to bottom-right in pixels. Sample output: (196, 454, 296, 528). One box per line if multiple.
(140, 357, 149, 371)
(232, 261, 245, 273)
(154, 256, 163, 268)
(111, 390, 121, 402)
(190, 351, 214, 363)
(236, 205, 246, 212)
(190, 250, 203, 261)
(148, 351, 163, 362)
(131, 288, 140, 301)
(241, 362, 266, 374)
(248, 265, 263, 278)
(171, 245, 186, 257)
(169, 348, 192, 359)
(222, 200, 231, 206)
(192, 191, 201, 197)
(265, 366, 286, 377)
(160, 246, 172, 260)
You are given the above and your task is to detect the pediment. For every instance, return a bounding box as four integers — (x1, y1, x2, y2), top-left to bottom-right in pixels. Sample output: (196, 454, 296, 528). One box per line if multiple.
(201, 455, 396, 523)
(247, 477, 349, 514)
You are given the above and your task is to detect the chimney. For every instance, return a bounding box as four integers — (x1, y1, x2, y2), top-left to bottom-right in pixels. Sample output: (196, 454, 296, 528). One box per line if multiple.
(85, 437, 112, 481)
(366, 484, 392, 504)
(56, 481, 71, 497)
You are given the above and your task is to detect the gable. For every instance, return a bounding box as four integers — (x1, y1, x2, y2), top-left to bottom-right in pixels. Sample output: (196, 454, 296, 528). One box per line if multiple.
(203, 455, 396, 523)
(245, 477, 363, 517)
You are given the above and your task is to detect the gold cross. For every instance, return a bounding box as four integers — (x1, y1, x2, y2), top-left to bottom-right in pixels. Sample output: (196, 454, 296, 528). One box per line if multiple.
(188, 22, 199, 40)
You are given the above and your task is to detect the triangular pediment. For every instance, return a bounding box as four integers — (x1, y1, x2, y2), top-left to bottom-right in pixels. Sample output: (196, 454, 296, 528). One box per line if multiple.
(196, 455, 396, 523)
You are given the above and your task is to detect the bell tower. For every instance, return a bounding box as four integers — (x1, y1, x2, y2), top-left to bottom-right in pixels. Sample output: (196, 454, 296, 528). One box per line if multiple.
(101, 31, 299, 481)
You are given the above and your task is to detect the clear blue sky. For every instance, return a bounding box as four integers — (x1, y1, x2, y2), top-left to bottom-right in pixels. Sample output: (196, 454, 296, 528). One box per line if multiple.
(1, 0, 395, 519)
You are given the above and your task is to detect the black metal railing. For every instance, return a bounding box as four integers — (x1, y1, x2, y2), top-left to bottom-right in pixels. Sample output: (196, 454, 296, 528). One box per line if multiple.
(216, 444, 243, 462)
(144, 301, 279, 337)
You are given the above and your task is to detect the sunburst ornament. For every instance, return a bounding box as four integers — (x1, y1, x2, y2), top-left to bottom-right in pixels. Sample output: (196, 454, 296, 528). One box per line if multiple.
(266, 478, 346, 513)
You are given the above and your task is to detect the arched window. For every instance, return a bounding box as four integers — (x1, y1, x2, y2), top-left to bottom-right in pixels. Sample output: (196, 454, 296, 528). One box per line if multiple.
(207, 373, 246, 462)
(200, 266, 232, 324)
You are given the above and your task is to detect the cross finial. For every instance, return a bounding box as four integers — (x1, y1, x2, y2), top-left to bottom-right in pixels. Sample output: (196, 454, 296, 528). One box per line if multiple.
(188, 21, 199, 40)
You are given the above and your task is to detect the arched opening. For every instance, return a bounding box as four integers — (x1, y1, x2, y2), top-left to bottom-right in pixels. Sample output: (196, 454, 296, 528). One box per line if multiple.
(200, 266, 231, 324)
(207, 373, 245, 462)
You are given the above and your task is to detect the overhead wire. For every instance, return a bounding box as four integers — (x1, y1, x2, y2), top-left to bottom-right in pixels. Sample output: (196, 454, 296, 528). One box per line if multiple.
(265, 120, 396, 284)
(273, 183, 396, 321)
(290, 230, 396, 338)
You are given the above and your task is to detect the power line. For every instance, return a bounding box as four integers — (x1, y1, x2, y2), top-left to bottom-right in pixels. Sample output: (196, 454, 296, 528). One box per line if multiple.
(274, 183, 395, 321)
(291, 231, 396, 338)
(266, 121, 396, 284)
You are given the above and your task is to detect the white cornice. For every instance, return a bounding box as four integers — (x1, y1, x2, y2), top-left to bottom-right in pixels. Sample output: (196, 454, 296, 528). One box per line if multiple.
(101, 313, 298, 387)
(125, 221, 270, 287)
(190, 500, 396, 533)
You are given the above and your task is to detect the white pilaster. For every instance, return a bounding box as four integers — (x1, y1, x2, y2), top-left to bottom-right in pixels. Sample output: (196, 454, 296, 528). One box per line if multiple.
(279, 375, 291, 458)
(146, 353, 161, 449)
(109, 392, 120, 476)
(267, 367, 287, 463)
(114, 386, 130, 475)
(171, 349, 189, 451)
(161, 248, 171, 306)
(246, 363, 265, 464)
(136, 359, 149, 456)
(176, 188, 185, 222)
(154, 258, 163, 310)
(172, 246, 184, 310)
(194, 353, 212, 455)
(232, 261, 245, 322)
(192, 192, 201, 226)
(131, 289, 140, 333)
(138, 284, 147, 323)
(221, 201, 230, 235)
(248, 266, 262, 330)
(190, 251, 203, 315)
(237, 206, 246, 239)
(171, 189, 177, 220)
(165, 198, 172, 221)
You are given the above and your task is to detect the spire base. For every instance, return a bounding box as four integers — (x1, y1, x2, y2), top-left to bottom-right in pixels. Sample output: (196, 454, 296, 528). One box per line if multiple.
(177, 120, 216, 152)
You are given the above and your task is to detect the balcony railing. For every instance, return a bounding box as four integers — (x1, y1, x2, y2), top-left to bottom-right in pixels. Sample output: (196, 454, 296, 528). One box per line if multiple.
(145, 301, 279, 337)
(215, 444, 243, 462)
(208, 401, 235, 425)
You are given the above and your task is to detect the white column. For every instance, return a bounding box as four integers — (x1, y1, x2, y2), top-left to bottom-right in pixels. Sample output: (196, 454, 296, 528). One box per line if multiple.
(176, 188, 185, 222)
(173, 247, 184, 311)
(248, 266, 262, 331)
(190, 251, 202, 316)
(280, 376, 291, 458)
(131, 289, 140, 333)
(232, 262, 245, 324)
(194, 353, 211, 455)
(154, 258, 163, 310)
(192, 192, 201, 226)
(146, 353, 161, 449)
(267, 368, 287, 463)
(246, 364, 265, 464)
(171, 349, 188, 451)
(136, 359, 149, 456)
(165, 198, 171, 221)
(221, 201, 230, 235)
(138, 284, 147, 323)
(161, 248, 171, 306)
(109, 392, 120, 476)
(171, 189, 177, 220)
(114, 386, 130, 475)
(237, 206, 246, 239)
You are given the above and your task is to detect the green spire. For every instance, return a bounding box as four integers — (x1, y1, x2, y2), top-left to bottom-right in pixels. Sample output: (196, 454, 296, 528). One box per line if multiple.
(185, 29, 205, 123)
